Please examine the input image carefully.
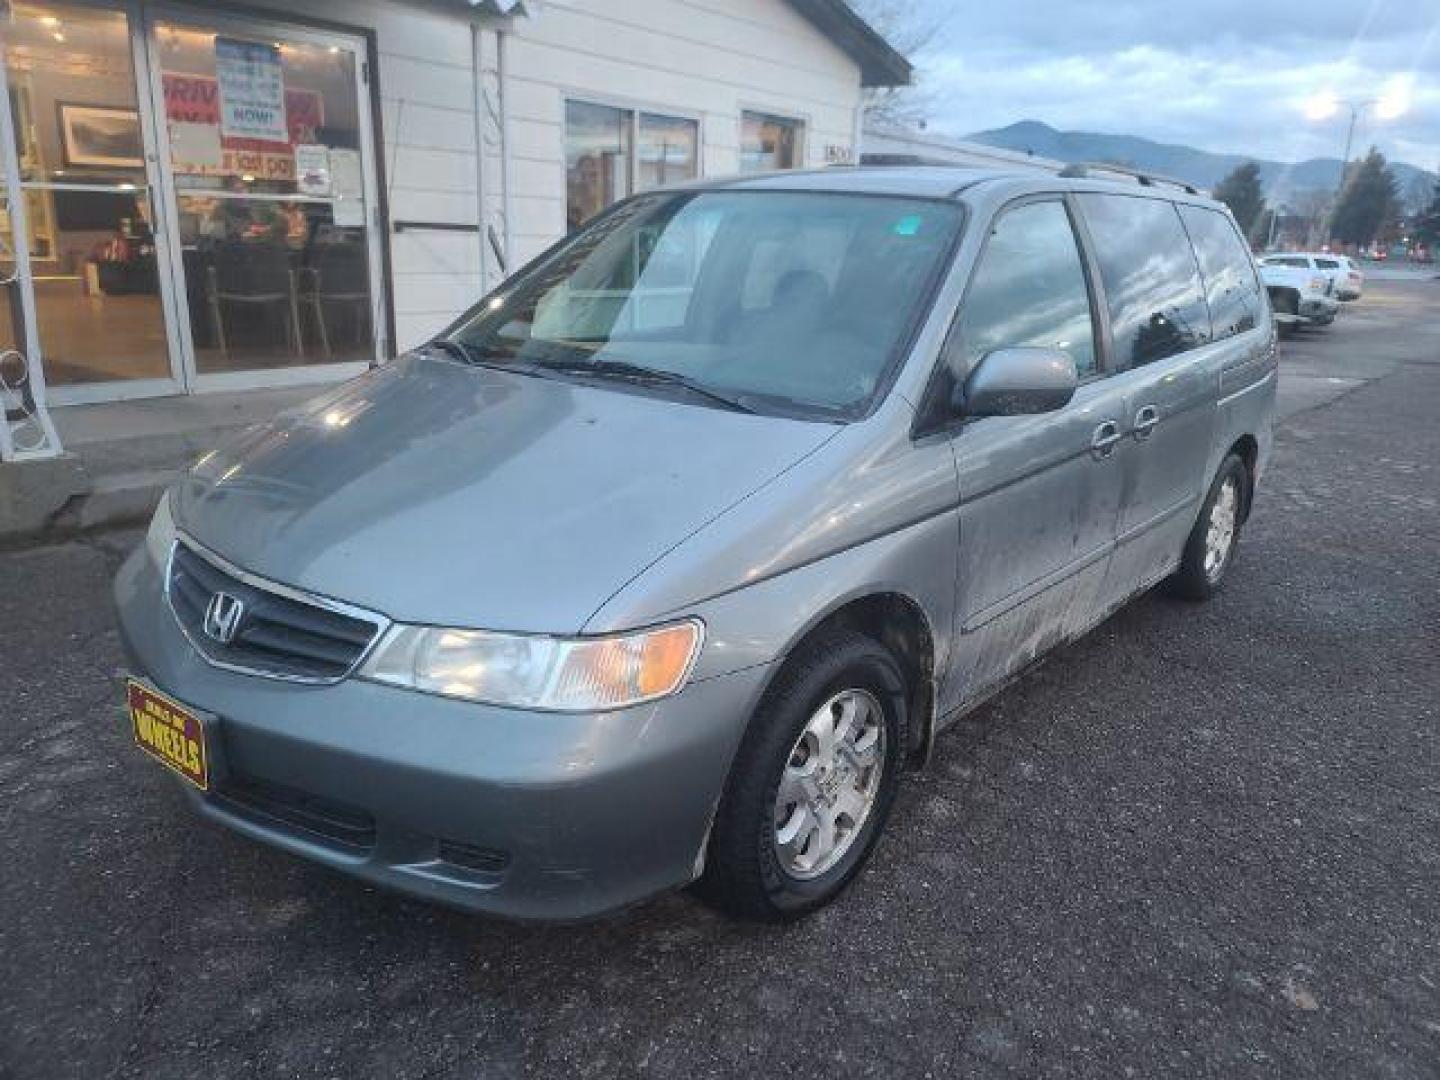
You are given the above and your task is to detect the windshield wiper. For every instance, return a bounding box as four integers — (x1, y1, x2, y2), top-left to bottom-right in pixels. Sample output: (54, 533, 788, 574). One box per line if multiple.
(536, 358, 757, 414)
(423, 339, 527, 374)
(422, 339, 479, 365)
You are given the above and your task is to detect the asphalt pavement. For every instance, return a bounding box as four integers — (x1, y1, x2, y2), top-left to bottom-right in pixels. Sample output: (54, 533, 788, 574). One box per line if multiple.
(2, 280, 1438, 1079)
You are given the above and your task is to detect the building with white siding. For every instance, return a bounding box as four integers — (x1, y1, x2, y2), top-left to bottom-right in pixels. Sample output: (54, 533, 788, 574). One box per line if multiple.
(0, 0, 907, 464)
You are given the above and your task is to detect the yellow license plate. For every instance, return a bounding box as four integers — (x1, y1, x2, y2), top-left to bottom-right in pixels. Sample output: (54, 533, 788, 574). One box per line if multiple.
(127, 679, 209, 791)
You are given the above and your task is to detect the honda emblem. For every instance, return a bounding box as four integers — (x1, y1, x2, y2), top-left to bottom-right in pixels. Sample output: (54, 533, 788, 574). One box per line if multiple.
(202, 591, 246, 645)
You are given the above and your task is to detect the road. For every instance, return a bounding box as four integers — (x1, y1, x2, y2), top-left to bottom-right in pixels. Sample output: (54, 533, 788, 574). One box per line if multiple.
(3, 280, 1438, 1079)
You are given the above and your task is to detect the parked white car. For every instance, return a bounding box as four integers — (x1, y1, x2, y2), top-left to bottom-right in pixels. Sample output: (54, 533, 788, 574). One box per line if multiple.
(1322, 255, 1364, 300)
(1258, 260, 1339, 335)
(1262, 252, 1363, 301)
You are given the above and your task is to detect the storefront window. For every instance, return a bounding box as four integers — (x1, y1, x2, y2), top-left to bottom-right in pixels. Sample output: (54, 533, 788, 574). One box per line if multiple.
(637, 113, 698, 193)
(566, 102, 697, 230)
(566, 101, 631, 231)
(155, 21, 373, 374)
(740, 111, 803, 173)
(3, 2, 170, 385)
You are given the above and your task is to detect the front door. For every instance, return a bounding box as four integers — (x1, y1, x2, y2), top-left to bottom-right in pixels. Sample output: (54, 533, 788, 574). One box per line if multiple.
(0, 1, 386, 405)
(1, 1, 184, 400)
(938, 197, 1127, 711)
(144, 6, 385, 390)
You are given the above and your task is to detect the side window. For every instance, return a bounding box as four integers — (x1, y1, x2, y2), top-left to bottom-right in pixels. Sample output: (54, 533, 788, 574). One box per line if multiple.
(951, 200, 1097, 379)
(1077, 194, 1211, 369)
(1178, 205, 1264, 340)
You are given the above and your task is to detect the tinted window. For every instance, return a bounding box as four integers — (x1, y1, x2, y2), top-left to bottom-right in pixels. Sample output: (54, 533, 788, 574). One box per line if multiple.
(951, 200, 1097, 378)
(1314, 257, 1340, 269)
(1266, 256, 1309, 268)
(1078, 194, 1210, 368)
(1179, 205, 1264, 340)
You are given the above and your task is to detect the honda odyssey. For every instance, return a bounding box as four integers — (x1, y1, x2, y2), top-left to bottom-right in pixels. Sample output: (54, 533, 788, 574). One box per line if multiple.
(115, 164, 1276, 921)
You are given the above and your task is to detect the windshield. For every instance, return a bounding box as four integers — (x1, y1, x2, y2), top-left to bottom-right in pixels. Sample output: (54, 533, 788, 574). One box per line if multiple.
(446, 191, 962, 419)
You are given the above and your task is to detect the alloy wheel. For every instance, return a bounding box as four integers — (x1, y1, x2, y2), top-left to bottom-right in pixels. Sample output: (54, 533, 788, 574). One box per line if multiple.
(1204, 475, 1239, 580)
(772, 688, 887, 880)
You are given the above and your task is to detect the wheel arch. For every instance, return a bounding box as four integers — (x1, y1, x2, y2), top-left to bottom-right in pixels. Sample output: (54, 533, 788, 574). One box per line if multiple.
(1225, 433, 1259, 521)
(759, 589, 939, 765)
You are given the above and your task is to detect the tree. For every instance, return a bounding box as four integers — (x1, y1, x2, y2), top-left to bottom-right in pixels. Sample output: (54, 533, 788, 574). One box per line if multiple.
(1403, 171, 1435, 216)
(1330, 147, 1399, 248)
(845, 0, 941, 128)
(1291, 188, 1332, 249)
(1213, 162, 1267, 240)
(1415, 178, 1440, 247)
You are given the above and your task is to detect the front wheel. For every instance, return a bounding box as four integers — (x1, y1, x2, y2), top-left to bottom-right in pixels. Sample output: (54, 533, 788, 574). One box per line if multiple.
(1167, 454, 1248, 601)
(694, 630, 908, 921)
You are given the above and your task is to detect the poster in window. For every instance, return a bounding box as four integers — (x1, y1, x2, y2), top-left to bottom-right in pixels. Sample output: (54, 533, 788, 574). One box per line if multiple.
(295, 144, 331, 196)
(215, 37, 288, 143)
(329, 149, 365, 227)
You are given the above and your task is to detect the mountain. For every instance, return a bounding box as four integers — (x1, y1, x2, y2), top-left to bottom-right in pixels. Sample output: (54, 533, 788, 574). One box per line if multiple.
(966, 120, 1437, 206)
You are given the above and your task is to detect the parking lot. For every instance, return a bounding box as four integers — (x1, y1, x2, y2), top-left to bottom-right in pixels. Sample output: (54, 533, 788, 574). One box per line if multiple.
(2, 277, 1438, 1079)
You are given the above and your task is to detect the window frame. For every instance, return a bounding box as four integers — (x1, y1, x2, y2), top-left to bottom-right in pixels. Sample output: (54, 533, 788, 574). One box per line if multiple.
(914, 192, 1110, 439)
(738, 108, 807, 173)
(1175, 203, 1267, 343)
(562, 94, 704, 228)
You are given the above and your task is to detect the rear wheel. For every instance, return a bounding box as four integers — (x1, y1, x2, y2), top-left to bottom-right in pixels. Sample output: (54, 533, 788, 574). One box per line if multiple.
(694, 630, 907, 921)
(1167, 454, 1248, 601)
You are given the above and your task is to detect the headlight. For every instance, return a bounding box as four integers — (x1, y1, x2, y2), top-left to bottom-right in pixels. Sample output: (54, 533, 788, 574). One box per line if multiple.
(358, 619, 704, 711)
(145, 492, 176, 570)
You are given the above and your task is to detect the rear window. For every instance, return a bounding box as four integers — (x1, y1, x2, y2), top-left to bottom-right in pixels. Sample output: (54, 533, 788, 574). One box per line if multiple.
(1077, 194, 1210, 369)
(1178, 205, 1264, 340)
(1315, 258, 1340, 269)
(1266, 256, 1310, 268)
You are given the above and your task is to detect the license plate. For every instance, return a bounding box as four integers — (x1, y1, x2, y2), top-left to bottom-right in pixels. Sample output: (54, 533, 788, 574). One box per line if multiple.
(127, 679, 209, 791)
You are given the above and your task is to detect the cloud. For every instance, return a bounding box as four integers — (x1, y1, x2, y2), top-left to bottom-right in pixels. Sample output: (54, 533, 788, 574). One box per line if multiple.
(900, 0, 1440, 168)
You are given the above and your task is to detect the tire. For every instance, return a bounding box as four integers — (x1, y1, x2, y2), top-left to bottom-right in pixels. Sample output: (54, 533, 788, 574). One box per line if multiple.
(694, 629, 908, 922)
(1272, 291, 1298, 339)
(1167, 454, 1248, 601)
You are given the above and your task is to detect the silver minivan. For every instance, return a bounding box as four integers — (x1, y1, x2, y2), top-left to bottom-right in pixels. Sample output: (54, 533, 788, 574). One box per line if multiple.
(115, 166, 1276, 921)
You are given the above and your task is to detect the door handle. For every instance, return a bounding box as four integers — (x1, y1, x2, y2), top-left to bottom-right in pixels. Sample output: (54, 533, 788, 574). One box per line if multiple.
(1090, 420, 1122, 460)
(1133, 405, 1160, 441)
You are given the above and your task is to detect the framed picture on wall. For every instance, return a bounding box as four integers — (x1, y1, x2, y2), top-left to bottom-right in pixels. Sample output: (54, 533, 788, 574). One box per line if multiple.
(58, 103, 144, 169)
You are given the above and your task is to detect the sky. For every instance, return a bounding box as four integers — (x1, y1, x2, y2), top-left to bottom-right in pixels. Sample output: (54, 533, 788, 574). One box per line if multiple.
(886, 0, 1440, 171)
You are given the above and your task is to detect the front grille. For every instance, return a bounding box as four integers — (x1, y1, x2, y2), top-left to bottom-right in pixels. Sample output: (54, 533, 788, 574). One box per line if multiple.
(167, 540, 383, 683)
(213, 772, 377, 853)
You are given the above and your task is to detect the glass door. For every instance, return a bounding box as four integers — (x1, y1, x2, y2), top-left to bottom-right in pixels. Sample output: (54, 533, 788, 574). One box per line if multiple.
(2, 1, 182, 398)
(146, 8, 383, 387)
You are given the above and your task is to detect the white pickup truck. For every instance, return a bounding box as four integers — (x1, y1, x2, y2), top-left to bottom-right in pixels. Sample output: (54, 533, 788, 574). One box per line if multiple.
(1263, 252, 1364, 300)
(1257, 261, 1339, 335)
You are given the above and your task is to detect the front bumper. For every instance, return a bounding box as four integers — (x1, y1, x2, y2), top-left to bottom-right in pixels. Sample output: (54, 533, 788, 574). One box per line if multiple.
(113, 546, 771, 920)
(1299, 295, 1340, 323)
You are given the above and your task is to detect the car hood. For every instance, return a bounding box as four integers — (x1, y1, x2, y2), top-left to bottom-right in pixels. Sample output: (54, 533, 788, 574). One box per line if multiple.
(173, 353, 838, 633)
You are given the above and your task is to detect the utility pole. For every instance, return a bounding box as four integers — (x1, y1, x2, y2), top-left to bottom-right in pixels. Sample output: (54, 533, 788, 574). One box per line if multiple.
(1335, 99, 1375, 198)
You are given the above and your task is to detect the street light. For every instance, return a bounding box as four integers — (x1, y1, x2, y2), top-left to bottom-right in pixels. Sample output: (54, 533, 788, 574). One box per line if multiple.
(1304, 79, 1411, 190)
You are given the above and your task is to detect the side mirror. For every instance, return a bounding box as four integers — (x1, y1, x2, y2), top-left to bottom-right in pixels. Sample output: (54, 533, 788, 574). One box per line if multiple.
(956, 347, 1078, 417)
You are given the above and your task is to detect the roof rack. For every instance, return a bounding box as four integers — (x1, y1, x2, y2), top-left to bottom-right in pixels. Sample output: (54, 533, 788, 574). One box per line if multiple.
(1058, 161, 1201, 195)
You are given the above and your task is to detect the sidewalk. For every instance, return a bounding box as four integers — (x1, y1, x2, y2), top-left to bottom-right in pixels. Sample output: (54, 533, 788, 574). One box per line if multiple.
(0, 384, 323, 545)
